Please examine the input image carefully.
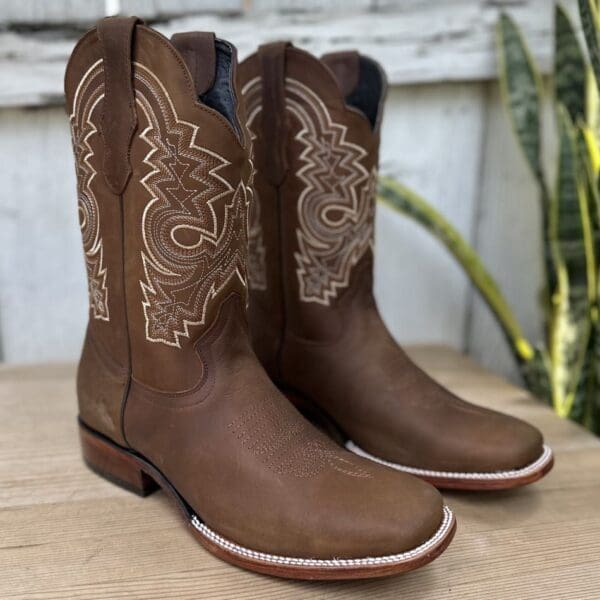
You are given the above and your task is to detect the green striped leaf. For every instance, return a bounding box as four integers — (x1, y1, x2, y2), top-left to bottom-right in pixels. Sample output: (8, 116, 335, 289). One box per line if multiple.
(497, 13, 554, 307)
(589, 323, 600, 433)
(555, 4, 587, 122)
(497, 13, 545, 188)
(579, 0, 600, 88)
(377, 176, 535, 367)
(575, 124, 600, 427)
(576, 126, 600, 274)
(556, 112, 594, 295)
(549, 107, 594, 418)
(520, 347, 553, 405)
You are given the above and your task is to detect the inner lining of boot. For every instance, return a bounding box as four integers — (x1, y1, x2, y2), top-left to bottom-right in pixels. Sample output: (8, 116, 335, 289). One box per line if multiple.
(199, 39, 241, 138)
(344, 56, 384, 130)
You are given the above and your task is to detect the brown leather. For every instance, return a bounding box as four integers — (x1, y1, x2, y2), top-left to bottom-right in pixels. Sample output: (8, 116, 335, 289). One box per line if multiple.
(97, 16, 140, 194)
(77, 325, 129, 444)
(66, 24, 132, 445)
(321, 50, 360, 96)
(66, 23, 446, 560)
(240, 44, 546, 474)
(171, 32, 216, 96)
(257, 42, 290, 185)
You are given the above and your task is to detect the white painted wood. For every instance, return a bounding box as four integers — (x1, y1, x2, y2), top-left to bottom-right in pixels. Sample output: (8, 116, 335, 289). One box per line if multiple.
(0, 83, 487, 363)
(0, 0, 573, 373)
(466, 82, 556, 383)
(0, 33, 75, 108)
(0, 0, 243, 25)
(375, 83, 487, 348)
(249, 0, 372, 13)
(0, 0, 105, 25)
(0, 0, 578, 108)
(120, 0, 244, 19)
(105, 0, 121, 17)
(0, 107, 88, 363)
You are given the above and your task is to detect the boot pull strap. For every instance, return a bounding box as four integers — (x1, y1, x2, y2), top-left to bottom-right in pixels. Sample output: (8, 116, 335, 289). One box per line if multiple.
(258, 41, 291, 186)
(97, 16, 142, 195)
(171, 32, 216, 97)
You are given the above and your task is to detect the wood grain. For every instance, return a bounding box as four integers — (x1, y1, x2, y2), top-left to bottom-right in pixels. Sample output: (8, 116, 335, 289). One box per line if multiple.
(0, 0, 243, 26)
(466, 81, 556, 384)
(0, 0, 579, 108)
(0, 107, 88, 364)
(0, 346, 598, 599)
(376, 83, 486, 349)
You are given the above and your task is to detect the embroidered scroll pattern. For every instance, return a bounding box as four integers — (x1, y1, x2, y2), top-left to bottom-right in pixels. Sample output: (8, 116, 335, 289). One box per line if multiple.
(241, 76, 268, 291)
(135, 64, 249, 347)
(287, 78, 376, 306)
(70, 59, 110, 321)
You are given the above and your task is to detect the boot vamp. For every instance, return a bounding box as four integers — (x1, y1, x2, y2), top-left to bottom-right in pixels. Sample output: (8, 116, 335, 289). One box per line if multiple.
(282, 306, 544, 474)
(124, 347, 444, 559)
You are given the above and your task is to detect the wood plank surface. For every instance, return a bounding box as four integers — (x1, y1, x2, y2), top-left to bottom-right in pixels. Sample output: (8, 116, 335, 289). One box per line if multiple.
(1, 346, 599, 599)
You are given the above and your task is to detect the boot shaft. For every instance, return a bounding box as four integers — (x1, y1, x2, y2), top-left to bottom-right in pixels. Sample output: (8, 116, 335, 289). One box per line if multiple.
(67, 18, 252, 440)
(66, 29, 459, 572)
(239, 45, 387, 376)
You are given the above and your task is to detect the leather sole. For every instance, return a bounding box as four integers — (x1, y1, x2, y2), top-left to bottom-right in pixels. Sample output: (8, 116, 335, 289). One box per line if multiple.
(79, 420, 457, 580)
(285, 389, 554, 491)
(347, 441, 554, 491)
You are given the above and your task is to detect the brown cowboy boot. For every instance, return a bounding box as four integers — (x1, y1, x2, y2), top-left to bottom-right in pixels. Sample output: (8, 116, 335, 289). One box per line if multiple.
(66, 18, 456, 579)
(239, 43, 553, 492)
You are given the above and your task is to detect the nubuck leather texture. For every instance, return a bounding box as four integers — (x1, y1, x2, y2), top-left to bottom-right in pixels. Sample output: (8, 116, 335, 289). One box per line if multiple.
(239, 43, 553, 491)
(66, 17, 455, 579)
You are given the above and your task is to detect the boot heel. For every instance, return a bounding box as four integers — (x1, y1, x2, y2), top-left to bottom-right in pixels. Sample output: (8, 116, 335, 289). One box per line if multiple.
(79, 421, 159, 497)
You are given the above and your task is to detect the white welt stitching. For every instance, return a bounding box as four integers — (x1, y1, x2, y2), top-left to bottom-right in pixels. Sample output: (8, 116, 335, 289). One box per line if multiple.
(191, 505, 453, 568)
(346, 442, 553, 481)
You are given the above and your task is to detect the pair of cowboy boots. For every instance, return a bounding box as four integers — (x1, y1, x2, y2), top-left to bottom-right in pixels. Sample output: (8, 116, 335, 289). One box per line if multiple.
(66, 17, 553, 580)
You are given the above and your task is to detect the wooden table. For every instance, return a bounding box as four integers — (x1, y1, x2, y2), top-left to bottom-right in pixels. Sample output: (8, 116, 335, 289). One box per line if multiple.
(1, 346, 599, 599)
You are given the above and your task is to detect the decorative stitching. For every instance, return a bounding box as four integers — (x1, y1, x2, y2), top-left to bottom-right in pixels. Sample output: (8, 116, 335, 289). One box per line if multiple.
(97, 18, 137, 194)
(70, 59, 110, 321)
(241, 76, 268, 291)
(142, 27, 244, 148)
(346, 442, 554, 481)
(134, 63, 251, 347)
(286, 77, 376, 306)
(191, 505, 453, 567)
(228, 396, 372, 478)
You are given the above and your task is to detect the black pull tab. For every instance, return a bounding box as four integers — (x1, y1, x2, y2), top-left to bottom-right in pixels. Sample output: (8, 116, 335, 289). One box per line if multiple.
(257, 41, 291, 187)
(97, 16, 141, 195)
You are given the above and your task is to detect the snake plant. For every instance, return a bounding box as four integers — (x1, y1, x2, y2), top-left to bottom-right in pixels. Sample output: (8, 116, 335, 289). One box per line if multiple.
(378, 1, 600, 433)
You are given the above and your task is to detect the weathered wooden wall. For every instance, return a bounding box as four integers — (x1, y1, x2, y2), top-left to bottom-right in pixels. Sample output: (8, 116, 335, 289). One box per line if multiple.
(0, 0, 575, 385)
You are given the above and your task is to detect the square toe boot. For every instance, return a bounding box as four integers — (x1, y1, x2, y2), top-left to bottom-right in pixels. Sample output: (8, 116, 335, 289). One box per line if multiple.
(65, 18, 456, 579)
(239, 43, 554, 492)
